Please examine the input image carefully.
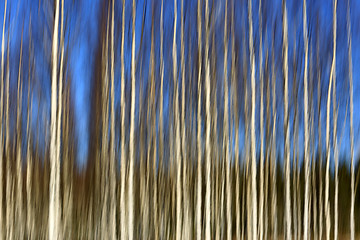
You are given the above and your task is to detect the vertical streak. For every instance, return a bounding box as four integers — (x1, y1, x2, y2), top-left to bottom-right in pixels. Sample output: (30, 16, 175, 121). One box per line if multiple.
(281, 0, 291, 238)
(248, 0, 258, 238)
(204, 0, 211, 238)
(196, 0, 203, 239)
(0, 0, 6, 237)
(172, 1, 182, 239)
(230, 0, 240, 238)
(5, 25, 10, 240)
(258, 0, 264, 238)
(26, 15, 34, 238)
(110, 0, 116, 238)
(317, 22, 323, 240)
(223, 1, 231, 239)
(16, 28, 24, 240)
(303, 0, 310, 239)
(101, 5, 110, 238)
(128, 0, 136, 238)
(56, 0, 65, 238)
(49, 0, 60, 238)
(180, 0, 189, 238)
(325, 1, 336, 239)
(150, 5, 158, 240)
(120, 0, 127, 239)
(348, 0, 355, 238)
(332, 3, 338, 239)
(159, 0, 165, 237)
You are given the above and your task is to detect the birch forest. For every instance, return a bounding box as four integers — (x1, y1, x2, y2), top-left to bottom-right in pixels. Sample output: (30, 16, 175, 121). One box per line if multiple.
(0, 0, 360, 239)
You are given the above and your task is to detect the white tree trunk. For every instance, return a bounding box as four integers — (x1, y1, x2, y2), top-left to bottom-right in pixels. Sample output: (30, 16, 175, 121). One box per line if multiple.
(325, 1, 336, 239)
(120, 0, 127, 239)
(348, 1, 355, 238)
(16, 30, 24, 240)
(128, 0, 136, 238)
(259, 0, 264, 237)
(0, 1, 7, 237)
(109, 0, 116, 238)
(302, 0, 310, 239)
(223, 1, 231, 239)
(196, 0, 203, 238)
(49, 0, 60, 238)
(248, 0, 258, 238)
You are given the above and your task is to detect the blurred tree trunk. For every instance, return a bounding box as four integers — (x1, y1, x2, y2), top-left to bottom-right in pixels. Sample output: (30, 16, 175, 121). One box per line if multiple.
(271, 32, 277, 240)
(332, 7, 339, 238)
(128, 0, 136, 238)
(158, 0, 165, 238)
(316, 22, 323, 240)
(101, 4, 110, 238)
(348, 0, 355, 238)
(109, 0, 116, 238)
(259, 0, 265, 237)
(196, 0, 202, 238)
(15, 30, 24, 240)
(0, 0, 7, 237)
(325, 1, 337, 239)
(222, 1, 231, 239)
(26, 18, 34, 238)
(5, 20, 13, 240)
(120, 0, 127, 239)
(248, 0, 258, 237)
(180, 0, 190, 238)
(230, 1, 240, 238)
(281, 0, 291, 238)
(49, 0, 61, 238)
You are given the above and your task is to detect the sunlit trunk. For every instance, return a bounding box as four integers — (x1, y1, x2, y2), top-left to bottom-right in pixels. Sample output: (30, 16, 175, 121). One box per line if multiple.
(348, 1, 355, 238)
(128, 0, 136, 238)
(120, 0, 127, 238)
(196, 0, 203, 238)
(248, 0, 258, 237)
(325, 1, 336, 239)
(302, 0, 310, 238)
(49, 0, 61, 238)
(271, 33, 277, 240)
(0, 1, 7, 237)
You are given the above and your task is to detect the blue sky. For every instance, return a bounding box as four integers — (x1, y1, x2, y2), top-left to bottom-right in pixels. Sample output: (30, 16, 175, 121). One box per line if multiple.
(0, 0, 359, 167)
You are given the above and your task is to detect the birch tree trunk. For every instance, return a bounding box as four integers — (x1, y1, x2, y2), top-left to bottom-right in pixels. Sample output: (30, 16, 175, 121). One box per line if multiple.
(348, 0, 355, 238)
(128, 0, 136, 238)
(26, 18, 34, 238)
(0, 1, 7, 237)
(180, 0, 190, 238)
(204, 0, 211, 238)
(172, 1, 183, 239)
(230, 1, 240, 238)
(317, 25, 323, 240)
(49, 0, 61, 238)
(271, 32, 277, 240)
(16, 30, 24, 240)
(325, 1, 336, 239)
(109, 0, 116, 238)
(150, 6, 159, 239)
(158, 0, 165, 237)
(258, 0, 265, 237)
(196, 0, 203, 238)
(248, 0, 258, 237)
(5, 29, 12, 240)
(291, 34, 298, 240)
(101, 7, 110, 238)
(302, 0, 310, 238)
(223, 1, 231, 239)
(120, 0, 127, 238)
(310, 47, 318, 240)
(281, 0, 291, 238)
